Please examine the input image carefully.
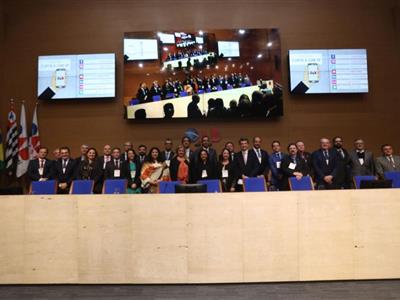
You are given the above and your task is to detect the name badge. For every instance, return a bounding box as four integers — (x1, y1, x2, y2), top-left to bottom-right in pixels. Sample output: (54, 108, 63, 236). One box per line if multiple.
(237, 179, 243, 185)
(358, 158, 364, 165)
(165, 160, 171, 167)
(201, 170, 207, 178)
(222, 169, 229, 178)
(288, 163, 296, 170)
(38, 168, 44, 176)
(114, 169, 121, 177)
(130, 170, 136, 178)
(276, 161, 281, 169)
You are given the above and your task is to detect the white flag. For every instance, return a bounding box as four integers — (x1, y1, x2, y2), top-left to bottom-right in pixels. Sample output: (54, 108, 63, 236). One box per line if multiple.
(16, 102, 29, 178)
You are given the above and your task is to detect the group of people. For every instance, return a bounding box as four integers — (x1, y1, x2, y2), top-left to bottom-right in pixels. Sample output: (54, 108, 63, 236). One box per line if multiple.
(27, 135, 400, 194)
(165, 49, 208, 61)
(135, 73, 252, 103)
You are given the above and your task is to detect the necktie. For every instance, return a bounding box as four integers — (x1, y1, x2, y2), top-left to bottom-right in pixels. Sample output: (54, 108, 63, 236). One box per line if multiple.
(40, 159, 44, 168)
(62, 160, 67, 168)
(389, 156, 396, 168)
(324, 150, 329, 159)
(115, 160, 120, 169)
(256, 149, 261, 159)
(339, 149, 345, 159)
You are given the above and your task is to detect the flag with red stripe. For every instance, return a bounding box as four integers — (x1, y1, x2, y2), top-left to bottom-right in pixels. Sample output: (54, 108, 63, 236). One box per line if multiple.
(16, 102, 29, 178)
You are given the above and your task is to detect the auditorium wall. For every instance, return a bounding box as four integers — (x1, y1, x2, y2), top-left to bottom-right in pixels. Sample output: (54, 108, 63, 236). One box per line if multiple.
(0, 0, 399, 157)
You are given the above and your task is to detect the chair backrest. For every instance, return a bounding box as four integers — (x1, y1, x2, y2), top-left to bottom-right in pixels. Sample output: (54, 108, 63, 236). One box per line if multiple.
(152, 95, 161, 101)
(130, 99, 139, 106)
(197, 179, 221, 193)
(216, 85, 223, 91)
(30, 180, 57, 195)
(243, 177, 267, 192)
(166, 93, 175, 99)
(384, 171, 400, 188)
(103, 179, 127, 194)
(227, 85, 233, 90)
(197, 89, 205, 94)
(179, 91, 188, 97)
(289, 176, 314, 191)
(158, 181, 182, 194)
(70, 180, 94, 194)
(353, 175, 376, 189)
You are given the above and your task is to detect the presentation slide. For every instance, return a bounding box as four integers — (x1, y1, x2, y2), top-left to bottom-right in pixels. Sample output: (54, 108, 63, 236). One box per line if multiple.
(37, 53, 115, 100)
(289, 49, 368, 94)
(218, 41, 240, 57)
(124, 39, 158, 60)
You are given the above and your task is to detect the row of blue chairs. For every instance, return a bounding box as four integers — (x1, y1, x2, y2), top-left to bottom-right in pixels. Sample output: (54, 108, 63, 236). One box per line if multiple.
(30, 176, 314, 195)
(30, 172, 400, 195)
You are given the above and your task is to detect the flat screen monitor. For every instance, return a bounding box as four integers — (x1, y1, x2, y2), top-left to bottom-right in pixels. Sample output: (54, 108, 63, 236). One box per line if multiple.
(218, 41, 240, 57)
(124, 38, 159, 60)
(37, 53, 115, 100)
(289, 49, 368, 94)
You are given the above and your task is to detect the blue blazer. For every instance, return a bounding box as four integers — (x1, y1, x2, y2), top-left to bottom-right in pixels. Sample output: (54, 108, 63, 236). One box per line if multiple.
(311, 149, 339, 184)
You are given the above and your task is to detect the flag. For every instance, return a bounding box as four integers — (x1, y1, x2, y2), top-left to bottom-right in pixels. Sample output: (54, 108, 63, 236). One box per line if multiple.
(5, 100, 19, 175)
(0, 128, 4, 170)
(29, 103, 40, 160)
(16, 102, 29, 178)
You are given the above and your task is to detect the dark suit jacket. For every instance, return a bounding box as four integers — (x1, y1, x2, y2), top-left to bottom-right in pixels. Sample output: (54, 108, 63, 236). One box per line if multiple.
(136, 87, 150, 103)
(252, 148, 270, 176)
(160, 150, 175, 162)
(190, 160, 217, 183)
(333, 148, 351, 188)
(311, 149, 339, 186)
(232, 150, 260, 185)
(348, 150, 375, 177)
(122, 160, 141, 188)
(27, 159, 55, 181)
(169, 157, 190, 181)
(75, 160, 103, 193)
(104, 159, 127, 180)
(218, 161, 235, 191)
(281, 156, 310, 191)
(54, 158, 77, 185)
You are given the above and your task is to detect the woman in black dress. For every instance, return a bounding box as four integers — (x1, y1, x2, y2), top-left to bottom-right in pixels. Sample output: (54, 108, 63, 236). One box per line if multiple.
(218, 148, 235, 192)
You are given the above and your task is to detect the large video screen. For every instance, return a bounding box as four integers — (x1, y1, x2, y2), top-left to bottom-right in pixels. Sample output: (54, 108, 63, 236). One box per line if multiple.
(37, 53, 115, 100)
(123, 29, 283, 120)
(289, 49, 368, 94)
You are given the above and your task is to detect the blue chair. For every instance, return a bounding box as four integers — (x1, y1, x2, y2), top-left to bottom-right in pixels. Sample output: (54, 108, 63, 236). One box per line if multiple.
(353, 175, 376, 189)
(227, 85, 233, 90)
(197, 89, 205, 94)
(243, 177, 267, 192)
(158, 181, 182, 193)
(70, 180, 94, 194)
(197, 179, 221, 193)
(165, 93, 175, 99)
(103, 179, 127, 194)
(289, 176, 314, 191)
(130, 99, 139, 106)
(179, 91, 188, 97)
(216, 85, 223, 91)
(30, 180, 57, 195)
(152, 95, 161, 101)
(245, 82, 252, 86)
(206, 88, 212, 93)
(384, 171, 400, 188)
(240, 83, 246, 88)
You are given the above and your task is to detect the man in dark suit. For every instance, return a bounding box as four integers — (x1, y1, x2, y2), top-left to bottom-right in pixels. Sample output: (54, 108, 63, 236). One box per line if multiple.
(332, 136, 351, 189)
(281, 143, 310, 190)
(252, 136, 270, 177)
(187, 94, 203, 119)
(54, 146, 77, 194)
(192, 136, 218, 166)
(268, 140, 287, 191)
(311, 138, 339, 190)
(76, 144, 89, 161)
(96, 144, 112, 171)
(160, 138, 175, 166)
(182, 136, 194, 162)
(27, 147, 54, 182)
(104, 147, 127, 180)
(150, 80, 162, 99)
(348, 138, 375, 178)
(137, 144, 147, 168)
(232, 137, 260, 192)
(121, 141, 133, 162)
(136, 82, 150, 103)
